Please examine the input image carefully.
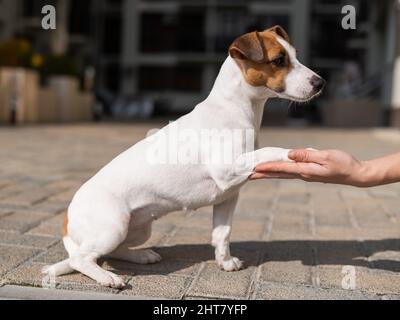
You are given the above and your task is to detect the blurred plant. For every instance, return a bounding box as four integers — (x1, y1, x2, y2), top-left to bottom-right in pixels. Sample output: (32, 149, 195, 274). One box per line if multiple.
(31, 54, 44, 69)
(0, 38, 35, 68)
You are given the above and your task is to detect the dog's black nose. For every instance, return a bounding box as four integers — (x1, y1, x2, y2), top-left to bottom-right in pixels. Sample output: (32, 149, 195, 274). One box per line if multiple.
(310, 76, 326, 92)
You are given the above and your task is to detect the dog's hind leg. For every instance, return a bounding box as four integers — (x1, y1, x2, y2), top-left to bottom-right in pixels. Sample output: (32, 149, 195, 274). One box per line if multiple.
(106, 222, 162, 265)
(212, 194, 243, 272)
(67, 206, 130, 288)
(69, 230, 128, 288)
(70, 251, 126, 288)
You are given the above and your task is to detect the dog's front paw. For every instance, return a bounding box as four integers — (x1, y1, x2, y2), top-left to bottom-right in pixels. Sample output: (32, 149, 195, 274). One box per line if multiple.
(218, 257, 244, 272)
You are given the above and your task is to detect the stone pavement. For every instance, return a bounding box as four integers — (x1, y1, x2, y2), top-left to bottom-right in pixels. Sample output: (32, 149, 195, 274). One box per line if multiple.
(0, 123, 399, 300)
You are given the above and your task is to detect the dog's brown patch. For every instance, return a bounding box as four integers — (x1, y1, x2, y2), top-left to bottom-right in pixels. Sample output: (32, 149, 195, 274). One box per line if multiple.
(63, 211, 68, 237)
(229, 26, 293, 92)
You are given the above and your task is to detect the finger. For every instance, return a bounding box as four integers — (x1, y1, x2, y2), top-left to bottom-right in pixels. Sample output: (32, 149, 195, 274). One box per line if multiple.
(250, 173, 268, 180)
(250, 173, 300, 180)
(254, 161, 306, 175)
(288, 149, 327, 164)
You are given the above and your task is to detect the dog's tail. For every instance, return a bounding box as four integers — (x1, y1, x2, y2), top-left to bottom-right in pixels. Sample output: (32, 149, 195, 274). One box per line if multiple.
(42, 259, 74, 277)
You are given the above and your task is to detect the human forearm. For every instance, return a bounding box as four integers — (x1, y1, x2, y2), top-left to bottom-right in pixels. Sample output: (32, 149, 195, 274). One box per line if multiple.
(252, 150, 400, 188)
(359, 153, 400, 187)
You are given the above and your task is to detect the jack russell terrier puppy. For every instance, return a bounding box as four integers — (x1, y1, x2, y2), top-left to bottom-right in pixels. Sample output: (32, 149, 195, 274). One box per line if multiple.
(43, 26, 325, 288)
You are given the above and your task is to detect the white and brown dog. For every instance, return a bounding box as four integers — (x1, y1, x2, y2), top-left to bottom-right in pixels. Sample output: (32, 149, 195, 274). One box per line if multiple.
(43, 26, 325, 288)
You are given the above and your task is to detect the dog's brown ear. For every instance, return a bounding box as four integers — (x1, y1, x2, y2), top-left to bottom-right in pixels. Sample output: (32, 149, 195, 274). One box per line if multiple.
(229, 32, 264, 63)
(268, 25, 290, 43)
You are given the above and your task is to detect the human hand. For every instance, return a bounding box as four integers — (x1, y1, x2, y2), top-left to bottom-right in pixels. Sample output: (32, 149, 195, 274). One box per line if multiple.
(250, 149, 369, 187)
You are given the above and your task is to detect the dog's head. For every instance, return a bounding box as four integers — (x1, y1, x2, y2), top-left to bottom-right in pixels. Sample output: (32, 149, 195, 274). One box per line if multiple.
(229, 26, 325, 102)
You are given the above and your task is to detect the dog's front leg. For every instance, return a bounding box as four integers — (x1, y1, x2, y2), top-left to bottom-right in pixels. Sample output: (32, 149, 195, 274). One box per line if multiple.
(212, 194, 243, 272)
(235, 147, 292, 176)
(211, 147, 292, 192)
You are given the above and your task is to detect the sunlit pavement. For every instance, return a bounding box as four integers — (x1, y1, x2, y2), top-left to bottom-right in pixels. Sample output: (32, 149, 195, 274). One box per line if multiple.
(0, 123, 399, 300)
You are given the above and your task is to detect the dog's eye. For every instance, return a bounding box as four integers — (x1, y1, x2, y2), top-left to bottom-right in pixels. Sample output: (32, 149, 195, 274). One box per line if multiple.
(272, 56, 285, 67)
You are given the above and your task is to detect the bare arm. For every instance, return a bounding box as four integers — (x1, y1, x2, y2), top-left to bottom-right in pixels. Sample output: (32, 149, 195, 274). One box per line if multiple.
(251, 149, 400, 188)
(362, 152, 400, 187)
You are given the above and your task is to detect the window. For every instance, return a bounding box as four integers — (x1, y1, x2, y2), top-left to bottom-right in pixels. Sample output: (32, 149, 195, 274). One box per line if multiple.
(69, 0, 92, 35)
(138, 65, 202, 91)
(140, 9, 206, 53)
(104, 62, 121, 92)
(215, 8, 290, 53)
(102, 14, 122, 55)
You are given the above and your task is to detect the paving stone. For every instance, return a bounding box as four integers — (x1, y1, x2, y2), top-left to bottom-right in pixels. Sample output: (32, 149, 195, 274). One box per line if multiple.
(230, 220, 265, 241)
(315, 226, 367, 240)
(318, 265, 357, 289)
(311, 192, 342, 206)
(187, 263, 254, 299)
(1, 125, 400, 299)
(363, 239, 400, 272)
(270, 230, 315, 241)
(260, 241, 314, 262)
(4, 262, 119, 294)
(166, 227, 211, 245)
(160, 211, 192, 227)
(255, 281, 378, 300)
(368, 187, 399, 199)
(279, 192, 310, 205)
(28, 201, 67, 216)
(272, 206, 310, 234)
(382, 295, 400, 300)
(44, 180, 81, 194)
(0, 231, 58, 249)
(139, 226, 176, 248)
(0, 189, 55, 207)
(319, 264, 400, 295)
(156, 245, 215, 263)
(0, 180, 11, 190)
(260, 261, 312, 286)
(35, 241, 202, 278)
(56, 282, 121, 295)
(0, 245, 40, 276)
(235, 200, 274, 219)
(4, 262, 49, 287)
(351, 203, 392, 228)
(34, 242, 67, 264)
(340, 188, 371, 200)
(356, 268, 400, 295)
(0, 208, 13, 218)
(314, 241, 369, 267)
(354, 227, 400, 240)
(103, 256, 201, 277)
(313, 206, 350, 227)
(381, 199, 400, 218)
(279, 180, 309, 193)
(27, 213, 64, 237)
(46, 189, 76, 203)
(0, 182, 37, 201)
(57, 265, 130, 291)
(121, 274, 192, 299)
(0, 211, 52, 233)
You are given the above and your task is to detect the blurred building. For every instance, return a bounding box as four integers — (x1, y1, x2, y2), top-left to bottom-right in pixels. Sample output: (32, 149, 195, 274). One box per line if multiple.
(0, 0, 399, 126)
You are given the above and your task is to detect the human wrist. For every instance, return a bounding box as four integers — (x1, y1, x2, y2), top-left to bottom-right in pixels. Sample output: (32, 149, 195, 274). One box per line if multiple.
(352, 160, 381, 187)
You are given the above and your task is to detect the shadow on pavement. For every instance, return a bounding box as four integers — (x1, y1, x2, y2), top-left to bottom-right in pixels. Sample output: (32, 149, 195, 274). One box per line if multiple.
(105, 239, 400, 276)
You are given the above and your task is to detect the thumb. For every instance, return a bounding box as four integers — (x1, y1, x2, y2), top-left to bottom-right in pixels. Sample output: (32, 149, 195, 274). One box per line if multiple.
(289, 149, 325, 164)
